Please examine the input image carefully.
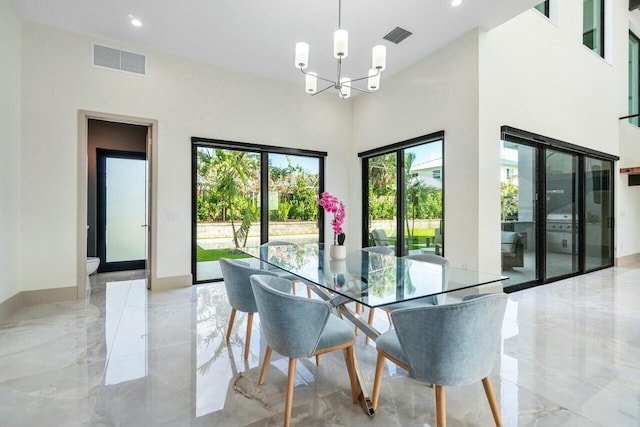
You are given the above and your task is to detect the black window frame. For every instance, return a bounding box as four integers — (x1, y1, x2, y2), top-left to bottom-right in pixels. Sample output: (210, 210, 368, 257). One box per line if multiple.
(534, 0, 550, 17)
(191, 136, 327, 284)
(629, 31, 640, 126)
(358, 131, 445, 257)
(583, 0, 606, 58)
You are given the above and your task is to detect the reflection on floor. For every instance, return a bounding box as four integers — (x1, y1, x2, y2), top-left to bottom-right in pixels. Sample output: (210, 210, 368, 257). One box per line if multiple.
(1, 266, 639, 426)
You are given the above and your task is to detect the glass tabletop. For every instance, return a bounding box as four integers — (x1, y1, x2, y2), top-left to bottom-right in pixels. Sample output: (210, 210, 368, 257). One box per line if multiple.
(241, 243, 506, 308)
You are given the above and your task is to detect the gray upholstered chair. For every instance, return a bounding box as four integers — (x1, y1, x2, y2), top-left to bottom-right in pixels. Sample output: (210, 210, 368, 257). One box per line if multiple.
(260, 241, 312, 298)
(364, 253, 449, 345)
(371, 293, 508, 427)
(250, 275, 359, 427)
(219, 258, 279, 360)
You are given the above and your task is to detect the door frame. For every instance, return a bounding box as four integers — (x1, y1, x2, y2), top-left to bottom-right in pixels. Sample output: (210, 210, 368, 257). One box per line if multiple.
(77, 110, 158, 298)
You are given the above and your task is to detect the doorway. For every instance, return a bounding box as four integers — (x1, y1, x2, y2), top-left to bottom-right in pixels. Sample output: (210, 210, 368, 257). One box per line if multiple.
(86, 119, 149, 274)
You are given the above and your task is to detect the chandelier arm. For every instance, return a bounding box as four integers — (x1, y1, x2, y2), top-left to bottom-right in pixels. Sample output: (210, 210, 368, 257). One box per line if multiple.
(299, 67, 337, 85)
(311, 84, 335, 96)
(348, 68, 381, 84)
(342, 84, 370, 94)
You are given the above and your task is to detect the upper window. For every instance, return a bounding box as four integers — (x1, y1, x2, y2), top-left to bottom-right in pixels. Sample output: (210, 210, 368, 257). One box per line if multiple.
(629, 32, 640, 126)
(583, 0, 605, 57)
(534, 1, 549, 17)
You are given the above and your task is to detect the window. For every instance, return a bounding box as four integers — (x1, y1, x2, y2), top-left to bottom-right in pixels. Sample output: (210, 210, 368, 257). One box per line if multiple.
(360, 132, 444, 257)
(191, 138, 326, 283)
(629, 32, 640, 126)
(534, 1, 549, 17)
(583, 0, 604, 57)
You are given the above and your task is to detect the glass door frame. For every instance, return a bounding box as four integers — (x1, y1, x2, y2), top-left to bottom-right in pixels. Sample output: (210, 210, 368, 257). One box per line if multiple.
(501, 126, 617, 292)
(191, 137, 327, 284)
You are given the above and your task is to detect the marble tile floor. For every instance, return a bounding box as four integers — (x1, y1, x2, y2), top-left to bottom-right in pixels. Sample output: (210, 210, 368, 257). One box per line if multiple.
(1, 265, 639, 426)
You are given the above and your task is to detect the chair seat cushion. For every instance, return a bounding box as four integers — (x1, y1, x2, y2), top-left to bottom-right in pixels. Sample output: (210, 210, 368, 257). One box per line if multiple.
(316, 314, 355, 351)
(376, 329, 408, 366)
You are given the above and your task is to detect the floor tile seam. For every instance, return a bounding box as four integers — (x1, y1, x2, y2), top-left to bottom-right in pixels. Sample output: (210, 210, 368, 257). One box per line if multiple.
(105, 285, 133, 361)
(495, 374, 608, 427)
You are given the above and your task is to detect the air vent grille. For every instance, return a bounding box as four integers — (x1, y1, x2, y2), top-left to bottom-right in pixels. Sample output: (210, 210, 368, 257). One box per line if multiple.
(383, 27, 413, 44)
(93, 44, 146, 75)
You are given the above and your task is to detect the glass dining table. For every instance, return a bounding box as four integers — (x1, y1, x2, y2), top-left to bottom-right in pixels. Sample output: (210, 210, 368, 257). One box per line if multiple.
(240, 242, 507, 416)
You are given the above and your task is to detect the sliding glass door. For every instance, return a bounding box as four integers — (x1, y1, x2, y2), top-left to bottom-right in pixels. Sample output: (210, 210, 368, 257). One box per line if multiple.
(500, 141, 538, 287)
(361, 132, 444, 256)
(545, 149, 579, 279)
(500, 127, 616, 291)
(267, 154, 320, 244)
(584, 157, 613, 270)
(192, 140, 325, 283)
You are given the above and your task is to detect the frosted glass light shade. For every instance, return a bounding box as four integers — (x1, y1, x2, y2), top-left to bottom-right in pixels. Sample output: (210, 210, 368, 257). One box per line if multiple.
(334, 29, 348, 58)
(339, 77, 351, 98)
(295, 42, 309, 68)
(306, 72, 317, 94)
(368, 69, 380, 91)
(372, 45, 386, 70)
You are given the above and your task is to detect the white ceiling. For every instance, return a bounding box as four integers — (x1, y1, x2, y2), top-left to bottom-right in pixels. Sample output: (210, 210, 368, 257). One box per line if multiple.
(12, 0, 541, 90)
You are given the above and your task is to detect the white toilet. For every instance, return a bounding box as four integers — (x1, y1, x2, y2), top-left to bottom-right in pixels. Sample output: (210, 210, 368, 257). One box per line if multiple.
(86, 257, 100, 295)
(86, 257, 100, 275)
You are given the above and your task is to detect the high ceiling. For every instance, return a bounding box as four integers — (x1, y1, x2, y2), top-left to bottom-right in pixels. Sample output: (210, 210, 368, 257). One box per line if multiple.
(12, 0, 541, 89)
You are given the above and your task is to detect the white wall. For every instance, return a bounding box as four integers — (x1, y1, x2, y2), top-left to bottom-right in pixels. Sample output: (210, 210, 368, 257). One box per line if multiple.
(615, 9, 640, 259)
(481, 1, 637, 261)
(19, 22, 352, 291)
(352, 30, 481, 270)
(0, 0, 22, 304)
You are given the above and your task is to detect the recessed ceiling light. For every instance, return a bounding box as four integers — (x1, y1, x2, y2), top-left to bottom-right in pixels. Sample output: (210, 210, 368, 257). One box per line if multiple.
(130, 17, 142, 27)
(451, 0, 462, 6)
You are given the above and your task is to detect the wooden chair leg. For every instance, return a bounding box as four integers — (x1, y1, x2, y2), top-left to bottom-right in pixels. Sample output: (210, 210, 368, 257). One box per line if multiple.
(345, 346, 360, 403)
(291, 282, 297, 295)
(482, 377, 502, 427)
(244, 312, 253, 360)
(435, 385, 446, 427)
(306, 285, 312, 299)
(284, 358, 297, 427)
(365, 308, 376, 345)
(259, 346, 272, 385)
(315, 355, 320, 365)
(354, 303, 361, 335)
(371, 351, 386, 411)
(385, 309, 392, 324)
(226, 308, 236, 341)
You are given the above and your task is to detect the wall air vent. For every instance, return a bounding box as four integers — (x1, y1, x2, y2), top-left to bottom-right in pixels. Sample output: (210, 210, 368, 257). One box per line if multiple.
(93, 44, 146, 75)
(383, 27, 413, 44)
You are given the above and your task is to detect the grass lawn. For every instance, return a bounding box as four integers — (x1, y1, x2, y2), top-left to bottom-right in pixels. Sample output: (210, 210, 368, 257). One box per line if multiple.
(197, 246, 251, 262)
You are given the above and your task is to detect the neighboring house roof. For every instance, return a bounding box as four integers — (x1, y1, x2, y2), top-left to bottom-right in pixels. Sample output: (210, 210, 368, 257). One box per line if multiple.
(411, 158, 442, 172)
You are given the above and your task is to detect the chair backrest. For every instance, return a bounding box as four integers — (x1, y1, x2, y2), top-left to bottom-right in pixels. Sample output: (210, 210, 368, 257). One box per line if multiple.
(219, 258, 277, 313)
(371, 229, 390, 246)
(250, 275, 332, 358)
(391, 293, 507, 387)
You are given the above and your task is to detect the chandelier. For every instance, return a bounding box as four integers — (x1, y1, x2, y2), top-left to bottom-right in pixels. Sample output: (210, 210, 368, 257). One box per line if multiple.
(294, 0, 387, 99)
